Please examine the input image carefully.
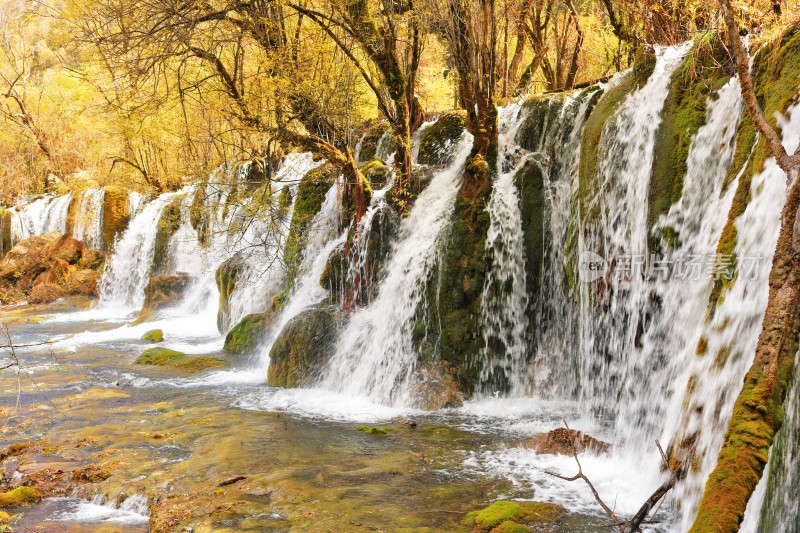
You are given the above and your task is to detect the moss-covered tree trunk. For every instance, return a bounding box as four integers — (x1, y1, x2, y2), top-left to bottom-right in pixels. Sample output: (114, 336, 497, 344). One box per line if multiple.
(690, 174, 800, 532)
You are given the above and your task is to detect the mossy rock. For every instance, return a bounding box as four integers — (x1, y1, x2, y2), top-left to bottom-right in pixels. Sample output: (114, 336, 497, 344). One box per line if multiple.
(463, 501, 564, 531)
(138, 272, 192, 319)
(432, 153, 493, 394)
(362, 159, 392, 189)
(320, 245, 346, 305)
(267, 308, 338, 388)
(357, 119, 391, 162)
(101, 186, 130, 252)
(281, 164, 336, 300)
(136, 347, 185, 365)
(189, 183, 210, 246)
(490, 521, 532, 533)
(648, 32, 733, 246)
(706, 25, 800, 319)
(417, 111, 467, 165)
(0, 486, 42, 508)
(215, 255, 243, 333)
(172, 356, 227, 373)
(136, 347, 227, 373)
(142, 329, 164, 343)
(224, 313, 273, 354)
(152, 199, 182, 275)
(0, 510, 11, 524)
(0, 208, 11, 259)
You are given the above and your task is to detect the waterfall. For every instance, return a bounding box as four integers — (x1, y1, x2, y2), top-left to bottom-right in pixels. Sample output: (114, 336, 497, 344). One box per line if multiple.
(478, 101, 532, 393)
(576, 43, 691, 425)
(255, 183, 346, 366)
(10, 193, 72, 243)
(72, 189, 106, 250)
(320, 132, 473, 406)
(99, 193, 182, 309)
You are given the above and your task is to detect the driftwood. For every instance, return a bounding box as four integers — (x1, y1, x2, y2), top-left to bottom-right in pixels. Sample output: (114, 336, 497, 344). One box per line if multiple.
(544, 421, 683, 532)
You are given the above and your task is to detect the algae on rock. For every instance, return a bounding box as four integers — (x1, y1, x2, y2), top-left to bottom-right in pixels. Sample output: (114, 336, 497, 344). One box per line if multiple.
(267, 307, 338, 388)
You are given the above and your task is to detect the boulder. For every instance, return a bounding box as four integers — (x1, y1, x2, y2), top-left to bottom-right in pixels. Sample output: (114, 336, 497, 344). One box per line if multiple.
(136, 347, 227, 373)
(0, 486, 42, 508)
(65, 269, 101, 297)
(28, 283, 66, 304)
(152, 200, 182, 274)
(224, 313, 273, 354)
(142, 329, 164, 343)
(216, 256, 243, 334)
(138, 272, 192, 318)
(464, 501, 564, 532)
(417, 111, 467, 165)
(526, 427, 610, 455)
(267, 308, 338, 388)
(362, 159, 392, 189)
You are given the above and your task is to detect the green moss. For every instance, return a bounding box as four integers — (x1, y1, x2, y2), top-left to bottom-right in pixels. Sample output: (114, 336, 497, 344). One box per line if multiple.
(0, 510, 11, 524)
(224, 313, 271, 354)
(136, 347, 185, 365)
(705, 26, 800, 320)
(463, 501, 564, 530)
(190, 183, 210, 246)
(172, 356, 228, 373)
(152, 200, 182, 274)
(282, 164, 336, 298)
(356, 425, 391, 435)
(0, 486, 42, 508)
(267, 308, 337, 388)
(649, 33, 732, 241)
(362, 159, 392, 189)
(490, 521, 532, 533)
(142, 329, 164, 343)
(417, 111, 467, 165)
(101, 186, 130, 251)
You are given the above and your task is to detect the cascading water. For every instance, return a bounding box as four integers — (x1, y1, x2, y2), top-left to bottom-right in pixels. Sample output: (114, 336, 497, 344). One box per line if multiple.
(576, 43, 691, 428)
(321, 132, 474, 406)
(478, 102, 532, 393)
(10, 193, 73, 243)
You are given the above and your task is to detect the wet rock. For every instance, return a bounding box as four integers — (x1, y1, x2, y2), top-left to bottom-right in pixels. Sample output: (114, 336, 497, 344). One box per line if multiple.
(71, 464, 111, 483)
(362, 159, 392, 189)
(137, 347, 185, 365)
(417, 111, 467, 165)
(224, 312, 273, 354)
(526, 428, 610, 455)
(356, 119, 391, 163)
(78, 248, 104, 270)
(101, 186, 130, 251)
(152, 200, 182, 275)
(0, 486, 42, 507)
(138, 272, 192, 319)
(215, 255, 242, 334)
(28, 283, 66, 304)
(142, 329, 164, 343)
(267, 308, 337, 388)
(464, 500, 564, 531)
(0, 232, 104, 304)
(411, 360, 464, 410)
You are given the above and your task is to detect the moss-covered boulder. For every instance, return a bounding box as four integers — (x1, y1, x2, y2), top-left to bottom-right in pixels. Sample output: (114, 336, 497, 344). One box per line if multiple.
(101, 186, 130, 251)
(433, 154, 493, 394)
(267, 308, 338, 388)
(189, 183, 210, 246)
(224, 312, 273, 354)
(142, 329, 164, 343)
(0, 486, 42, 508)
(417, 111, 467, 165)
(140, 273, 191, 312)
(281, 164, 336, 298)
(136, 347, 185, 365)
(362, 159, 392, 189)
(356, 119, 391, 163)
(215, 256, 242, 333)
(464, 501, 564, 531)
(0, 208, 11, 259)
(320, 245, 346, 305)
(136, 347, 227, 373)
(152, 199, 182, 274)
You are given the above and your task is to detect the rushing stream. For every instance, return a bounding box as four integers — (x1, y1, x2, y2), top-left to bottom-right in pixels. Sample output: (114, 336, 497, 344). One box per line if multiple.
(2, 40, 800, 532)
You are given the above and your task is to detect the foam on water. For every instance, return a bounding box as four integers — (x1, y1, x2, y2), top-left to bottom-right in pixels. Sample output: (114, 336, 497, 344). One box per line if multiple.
(48, 494, 149, 525)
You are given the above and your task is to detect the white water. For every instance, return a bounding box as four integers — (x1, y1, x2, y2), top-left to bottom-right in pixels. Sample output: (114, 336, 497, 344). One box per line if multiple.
(48, 494, 149, 525)
(321, 132, 473, 406)
(10, 193, 72, 243)
(478, 102, 532, 393)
